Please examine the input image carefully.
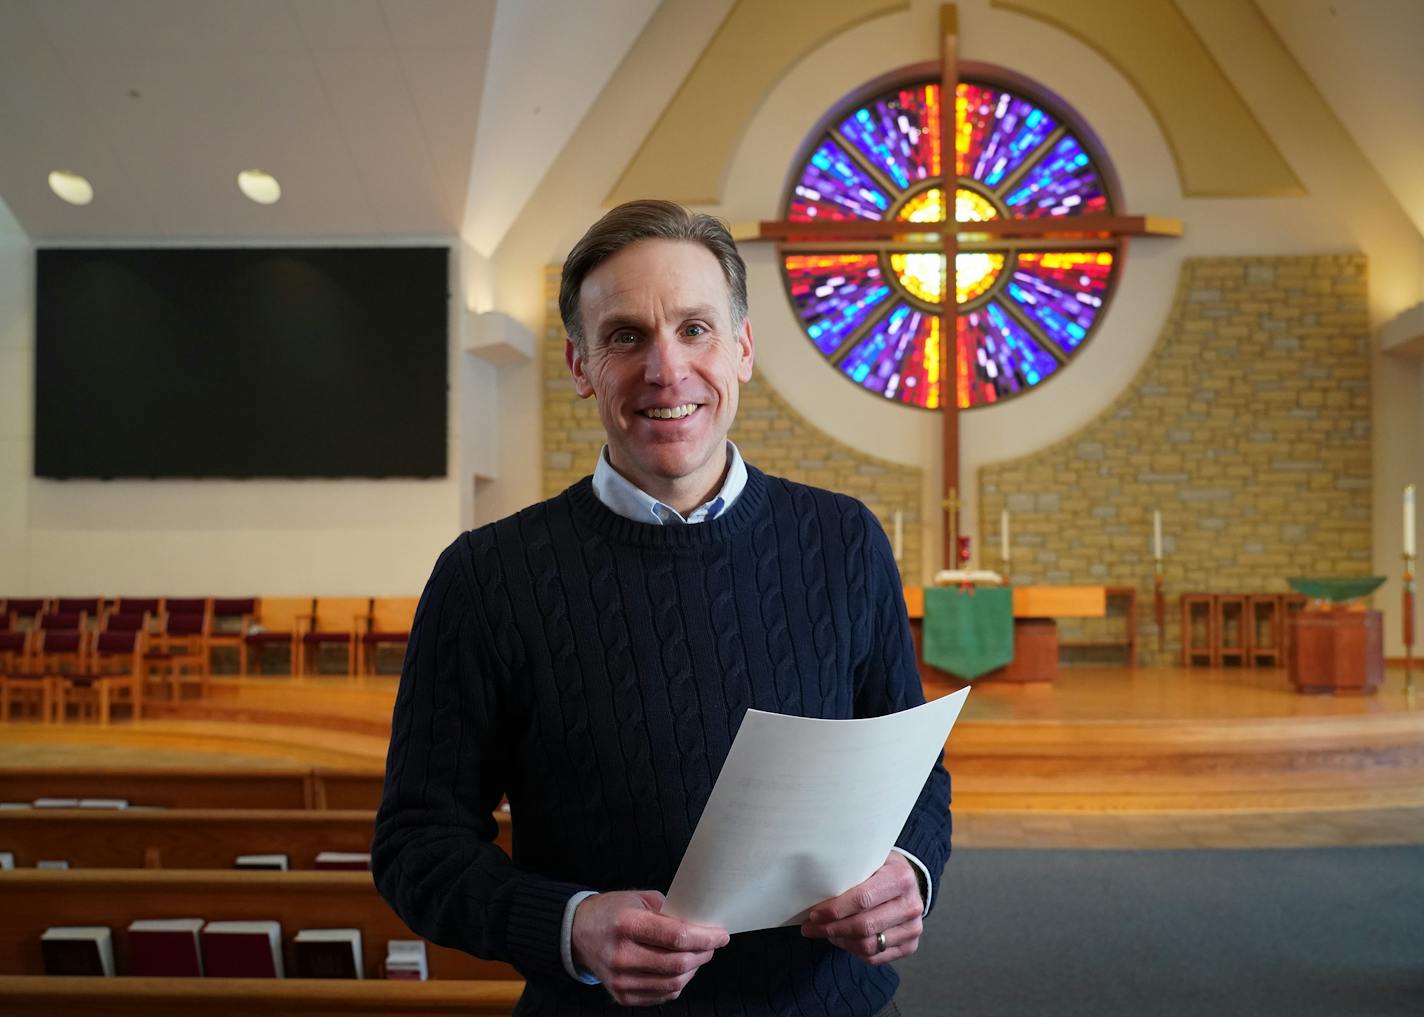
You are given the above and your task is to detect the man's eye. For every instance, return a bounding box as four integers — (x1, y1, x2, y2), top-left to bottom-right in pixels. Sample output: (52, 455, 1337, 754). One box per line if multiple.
(685, 324, 707, 337)
(612, 331, 638, 344)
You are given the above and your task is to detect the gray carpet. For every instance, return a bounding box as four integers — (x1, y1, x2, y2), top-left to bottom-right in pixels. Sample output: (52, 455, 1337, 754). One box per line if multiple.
(894, 846, 1424, 1017)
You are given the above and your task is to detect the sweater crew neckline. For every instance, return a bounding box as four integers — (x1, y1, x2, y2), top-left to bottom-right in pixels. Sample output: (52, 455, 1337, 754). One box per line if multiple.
(567, 466, 769, 549)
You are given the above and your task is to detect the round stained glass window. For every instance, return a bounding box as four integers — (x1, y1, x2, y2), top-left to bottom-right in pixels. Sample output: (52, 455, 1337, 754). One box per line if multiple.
(780, 73, 1121, 410)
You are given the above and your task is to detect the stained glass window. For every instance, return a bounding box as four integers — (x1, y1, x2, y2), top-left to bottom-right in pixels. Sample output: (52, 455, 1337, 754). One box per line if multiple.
(781, 74, 1121, 409)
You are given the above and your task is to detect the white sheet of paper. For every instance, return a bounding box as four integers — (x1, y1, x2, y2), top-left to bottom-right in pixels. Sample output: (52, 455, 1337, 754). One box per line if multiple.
(662, 687, 969, 934)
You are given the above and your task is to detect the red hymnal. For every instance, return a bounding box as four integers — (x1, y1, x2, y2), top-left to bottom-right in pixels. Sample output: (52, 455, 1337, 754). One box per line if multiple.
(128, 918, 205, 976)
(200, 920, 284, 978)
(293, 928, 363, 979)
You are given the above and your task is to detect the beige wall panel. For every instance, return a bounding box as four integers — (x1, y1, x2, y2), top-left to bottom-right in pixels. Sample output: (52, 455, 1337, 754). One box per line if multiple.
(606, 0, 909, 206)
(992, 0, 1303, 197)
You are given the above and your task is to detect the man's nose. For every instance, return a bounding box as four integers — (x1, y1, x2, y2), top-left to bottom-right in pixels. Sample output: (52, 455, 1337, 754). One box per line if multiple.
(642, 333, 689, 386)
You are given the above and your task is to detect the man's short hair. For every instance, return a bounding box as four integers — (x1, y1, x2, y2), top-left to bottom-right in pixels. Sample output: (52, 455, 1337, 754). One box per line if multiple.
(559, 199, 748, 353)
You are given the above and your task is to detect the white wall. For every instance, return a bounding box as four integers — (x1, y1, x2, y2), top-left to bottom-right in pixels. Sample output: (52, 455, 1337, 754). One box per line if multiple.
(0, 196, 32, 590)
(0, 223, 464, 597)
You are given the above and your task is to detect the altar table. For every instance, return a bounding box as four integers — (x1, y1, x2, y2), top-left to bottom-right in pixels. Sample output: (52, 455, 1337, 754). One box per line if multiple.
(903, 585, 1107, 683)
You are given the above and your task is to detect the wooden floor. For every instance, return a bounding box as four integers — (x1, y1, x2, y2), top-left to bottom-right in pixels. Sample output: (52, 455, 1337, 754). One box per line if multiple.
(4, 663, 1421, 850)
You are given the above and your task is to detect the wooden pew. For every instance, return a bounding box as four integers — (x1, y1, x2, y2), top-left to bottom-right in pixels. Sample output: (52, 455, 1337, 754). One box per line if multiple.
(0, 807, 512, 869)
(0, 869, 521, 982)
(0, 767, 384, 811)
(0, 976, 525, 1017)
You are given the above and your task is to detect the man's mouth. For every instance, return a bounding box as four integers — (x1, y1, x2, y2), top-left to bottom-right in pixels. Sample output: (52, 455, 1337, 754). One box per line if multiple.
(640, 404, 699, 420)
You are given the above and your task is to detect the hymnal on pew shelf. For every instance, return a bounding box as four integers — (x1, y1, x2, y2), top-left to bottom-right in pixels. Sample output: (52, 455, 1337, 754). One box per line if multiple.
(314, 850, 371, 871)
(294, 928, 363, 979)
(41, 926, 114, 976)
(200, 920, 284, 978)
(235, 853, 289, 871)
(128, 918, 205, 977)
(384, 939, 427, 981)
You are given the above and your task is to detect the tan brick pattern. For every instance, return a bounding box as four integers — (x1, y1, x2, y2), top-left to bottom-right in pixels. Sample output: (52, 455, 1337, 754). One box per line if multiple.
(980, 255, 1373, 664)
(542, 267, 924, 569)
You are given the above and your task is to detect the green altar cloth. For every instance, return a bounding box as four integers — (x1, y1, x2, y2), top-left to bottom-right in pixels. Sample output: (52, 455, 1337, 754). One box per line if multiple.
(922, 586, 1014, 680)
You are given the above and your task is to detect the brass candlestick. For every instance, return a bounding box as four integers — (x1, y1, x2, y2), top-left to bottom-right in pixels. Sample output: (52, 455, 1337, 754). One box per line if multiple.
(1405, 553, 1416, 697)
(1154, 558, 1165, 654)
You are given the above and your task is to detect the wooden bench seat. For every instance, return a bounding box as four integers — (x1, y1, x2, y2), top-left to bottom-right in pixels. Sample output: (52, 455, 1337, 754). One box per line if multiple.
(0, 869, 520, 982)
(0, 975, 524, 1016)
(0, 807, 512, 869)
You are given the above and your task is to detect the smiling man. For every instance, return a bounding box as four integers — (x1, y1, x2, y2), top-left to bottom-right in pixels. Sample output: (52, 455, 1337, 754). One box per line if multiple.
(373, 200, 951, 1017)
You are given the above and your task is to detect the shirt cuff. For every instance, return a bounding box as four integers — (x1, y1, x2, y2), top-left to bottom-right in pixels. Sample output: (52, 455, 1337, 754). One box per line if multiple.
(560, 890, 603, 984)
(891, 846, 933, 917)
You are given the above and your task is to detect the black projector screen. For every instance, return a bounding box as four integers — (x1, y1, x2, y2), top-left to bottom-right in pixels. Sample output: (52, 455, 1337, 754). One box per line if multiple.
(35, 246, 448, 479)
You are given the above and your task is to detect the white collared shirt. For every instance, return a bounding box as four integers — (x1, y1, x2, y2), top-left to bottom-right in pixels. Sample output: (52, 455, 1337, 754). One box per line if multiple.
(591, 441, 748, 524)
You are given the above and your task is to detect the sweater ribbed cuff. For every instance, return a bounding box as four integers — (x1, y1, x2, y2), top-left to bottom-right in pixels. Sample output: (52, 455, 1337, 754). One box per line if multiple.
(504, 878, 594, 979)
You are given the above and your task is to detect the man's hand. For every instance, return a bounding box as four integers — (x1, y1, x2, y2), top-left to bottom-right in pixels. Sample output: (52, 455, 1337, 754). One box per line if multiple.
(799, 852, 924, 965)
(571, 890, 730, 1007)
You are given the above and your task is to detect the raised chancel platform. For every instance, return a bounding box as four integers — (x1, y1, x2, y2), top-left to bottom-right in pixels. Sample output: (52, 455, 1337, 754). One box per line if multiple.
(3, 667, 1422, 848)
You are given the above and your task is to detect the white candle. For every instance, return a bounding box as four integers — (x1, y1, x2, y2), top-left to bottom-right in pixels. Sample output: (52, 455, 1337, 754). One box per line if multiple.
(1153, 509, 1163, 560)
(1000, 508, 1010, 562)
(1406, 485, 1417, 558)
(893, 510, 904, 563)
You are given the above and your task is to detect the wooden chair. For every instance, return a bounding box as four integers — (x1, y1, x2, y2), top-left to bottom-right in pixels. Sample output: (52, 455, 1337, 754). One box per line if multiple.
(53, 598, 105, 632)
(1215, 594, 1247, 666)
(207, 597, 254, 674)
(1180, 594, 1214, 667)
(0, 599, 47, 631)
(300, 597, 370, 676)
(33, 614, 87, 674)
(0, 624, 54, 723)
(0, 626, 29, 672)
(241, 598, 309, 675)
(59, 629, 144, 725)
(113, 598, 161, 635)
(362, 597, 417, 674)
(143, 612, 209, 702)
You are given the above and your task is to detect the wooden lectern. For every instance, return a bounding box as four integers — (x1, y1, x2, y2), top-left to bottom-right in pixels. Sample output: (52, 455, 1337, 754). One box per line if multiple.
(1287, 609, 1383, 694)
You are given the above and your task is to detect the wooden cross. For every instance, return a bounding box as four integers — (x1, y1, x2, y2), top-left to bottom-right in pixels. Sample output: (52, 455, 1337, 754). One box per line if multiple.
(739, 4, 1181, 568)
(942, 486, 961, 565)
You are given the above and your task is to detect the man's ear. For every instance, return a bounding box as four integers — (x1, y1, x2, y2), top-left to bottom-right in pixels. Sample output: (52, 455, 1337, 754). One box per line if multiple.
(566, 338, 595, 399)
(735, 317, 755, 384)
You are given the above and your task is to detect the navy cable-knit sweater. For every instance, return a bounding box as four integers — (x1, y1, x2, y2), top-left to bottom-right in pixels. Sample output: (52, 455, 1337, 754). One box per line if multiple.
(372, 466, 952, 1016)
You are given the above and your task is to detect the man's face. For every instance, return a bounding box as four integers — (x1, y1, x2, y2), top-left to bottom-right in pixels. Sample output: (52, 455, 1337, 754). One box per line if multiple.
(567, 238, 754, 511)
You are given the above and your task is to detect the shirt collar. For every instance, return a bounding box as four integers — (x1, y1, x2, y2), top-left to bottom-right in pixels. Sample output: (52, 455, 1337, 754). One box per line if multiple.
(592, 442, 748, 525)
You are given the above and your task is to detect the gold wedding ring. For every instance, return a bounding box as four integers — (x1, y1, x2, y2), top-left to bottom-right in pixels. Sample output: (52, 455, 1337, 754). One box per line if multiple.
(875, 931, 887, 954)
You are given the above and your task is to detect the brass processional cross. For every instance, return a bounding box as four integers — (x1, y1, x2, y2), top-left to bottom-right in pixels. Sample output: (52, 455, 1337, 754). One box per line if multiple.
(737, 4, 1181, 568)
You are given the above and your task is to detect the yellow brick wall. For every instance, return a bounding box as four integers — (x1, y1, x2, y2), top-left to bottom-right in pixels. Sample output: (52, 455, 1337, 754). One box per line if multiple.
(980, 255, 1372, 664)
(541, 267, 924, 571)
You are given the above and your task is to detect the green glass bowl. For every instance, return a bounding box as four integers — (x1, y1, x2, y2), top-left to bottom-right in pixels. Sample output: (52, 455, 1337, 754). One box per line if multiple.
(1286, 576, 1387, 603)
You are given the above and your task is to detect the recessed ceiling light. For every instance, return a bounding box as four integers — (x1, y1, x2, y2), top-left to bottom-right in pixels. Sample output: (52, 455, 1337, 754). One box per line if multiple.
(48, 170, 94, 206)
(237, 169, 281, 205)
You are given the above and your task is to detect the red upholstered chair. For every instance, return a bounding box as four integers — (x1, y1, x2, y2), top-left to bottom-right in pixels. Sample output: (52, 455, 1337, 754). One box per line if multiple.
(241, 597, 310, 676)
(362, 597, 417, 675)
(2, 598, 48, 631)
(0, 626, 44, 721)
(114, 598, 162, 634)
(34, 613, 87, 673)
(54, 598, 105, 631)
(209, 597, 255, 674)
(143, 611, 209, 701)
(300, 597, 369, 676)
(61, 628, 144, 724)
